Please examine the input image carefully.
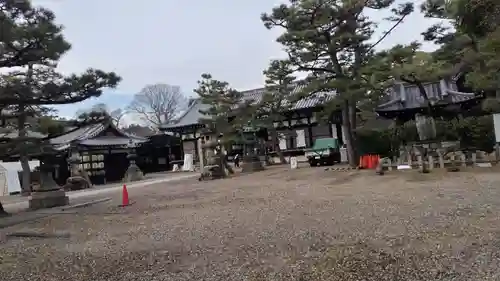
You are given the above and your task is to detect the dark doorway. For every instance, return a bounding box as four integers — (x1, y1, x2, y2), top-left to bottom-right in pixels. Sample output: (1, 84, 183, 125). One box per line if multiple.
(104, 153, 129, 183)
(54, 156, 70, 186)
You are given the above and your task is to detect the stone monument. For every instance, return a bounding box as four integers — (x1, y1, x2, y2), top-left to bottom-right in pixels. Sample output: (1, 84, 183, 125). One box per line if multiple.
(199, 140, 226, 180)
(29, 155, 69, 210)
(240, 138, 264, 173)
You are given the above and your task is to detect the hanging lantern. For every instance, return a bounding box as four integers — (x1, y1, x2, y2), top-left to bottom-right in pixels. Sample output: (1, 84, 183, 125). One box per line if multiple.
(415, 113, 436, 141)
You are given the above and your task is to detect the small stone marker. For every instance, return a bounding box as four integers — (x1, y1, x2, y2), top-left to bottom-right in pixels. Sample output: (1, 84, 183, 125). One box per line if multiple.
(290, 157, 298, 169)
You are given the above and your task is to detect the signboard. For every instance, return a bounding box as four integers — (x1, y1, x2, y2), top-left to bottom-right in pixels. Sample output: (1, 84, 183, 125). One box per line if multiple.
(296, 130, 306, 148)
(279, 134, 287, 150)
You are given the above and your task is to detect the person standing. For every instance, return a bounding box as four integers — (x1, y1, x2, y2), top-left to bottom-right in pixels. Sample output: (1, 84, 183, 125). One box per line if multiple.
(234, 154, 240, 168)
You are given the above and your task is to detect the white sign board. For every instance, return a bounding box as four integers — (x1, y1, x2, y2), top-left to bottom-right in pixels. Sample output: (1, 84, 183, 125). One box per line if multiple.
(494, 114, 500, 142)
(279, 134, 287, 150)
(296, 130, 306, 148)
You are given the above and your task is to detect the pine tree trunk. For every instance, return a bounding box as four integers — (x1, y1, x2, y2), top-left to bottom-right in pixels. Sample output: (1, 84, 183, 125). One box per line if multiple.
(270, 129, 287, 164)
(219, 146, 234, 174)
(348, 101, 359, 165)
(19, 64, 34, 195)
(342, 100, 359, 167)
(17, 107, 31, 195)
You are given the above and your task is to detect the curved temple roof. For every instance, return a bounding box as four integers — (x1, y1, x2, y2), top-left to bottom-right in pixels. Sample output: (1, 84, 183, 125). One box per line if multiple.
(375, 79, 480, 119)
(49, 121, 146, 151)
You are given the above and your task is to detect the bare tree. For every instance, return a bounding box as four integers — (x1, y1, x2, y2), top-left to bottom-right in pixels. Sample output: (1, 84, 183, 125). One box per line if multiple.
(127, 84, 187, 127)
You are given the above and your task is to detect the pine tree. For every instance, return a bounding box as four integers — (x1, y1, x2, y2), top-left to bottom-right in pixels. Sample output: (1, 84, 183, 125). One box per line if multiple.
(194, 73, 243, 174)
(255, 59, 297, 164)
(261, 0, 414, 167)
(194, 73, 242, 140)
(422, 0, 500, 92)
(0, 0, 121, 215)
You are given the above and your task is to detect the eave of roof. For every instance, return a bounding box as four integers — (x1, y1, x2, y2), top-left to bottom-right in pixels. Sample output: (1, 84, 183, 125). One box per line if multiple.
(375, 79, 480, 113)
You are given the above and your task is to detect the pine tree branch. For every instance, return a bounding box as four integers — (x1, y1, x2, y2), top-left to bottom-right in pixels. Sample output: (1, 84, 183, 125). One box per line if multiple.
(367, 14, 408, 53)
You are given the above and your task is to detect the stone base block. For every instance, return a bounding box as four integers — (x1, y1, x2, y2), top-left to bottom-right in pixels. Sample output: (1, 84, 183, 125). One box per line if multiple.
(29, 190, 69, 210)
(241, 155, 265, 173)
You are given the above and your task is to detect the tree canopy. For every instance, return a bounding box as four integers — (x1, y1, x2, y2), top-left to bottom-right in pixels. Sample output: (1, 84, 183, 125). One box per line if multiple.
(422, 0, 500, 91)
(0, 0, 122, 210)
(261, 0, 414, 166)
(194, 73, 243, 140)
(0, 0, 121, 106)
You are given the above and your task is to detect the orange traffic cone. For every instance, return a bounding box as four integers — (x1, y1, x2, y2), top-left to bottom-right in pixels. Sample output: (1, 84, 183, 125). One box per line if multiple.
(121, 184, 129, 207)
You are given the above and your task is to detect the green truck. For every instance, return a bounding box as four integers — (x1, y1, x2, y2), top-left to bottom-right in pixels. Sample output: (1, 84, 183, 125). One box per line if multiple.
(304, 137, 341, 167)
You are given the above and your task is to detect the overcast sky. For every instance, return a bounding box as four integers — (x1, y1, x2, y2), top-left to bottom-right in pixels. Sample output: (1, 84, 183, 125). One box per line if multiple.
(32, 0, 440, 125)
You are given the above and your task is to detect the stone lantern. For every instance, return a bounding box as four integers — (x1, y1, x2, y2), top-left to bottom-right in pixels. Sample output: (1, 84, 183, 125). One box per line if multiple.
(241, 132, 265, 173)
(68, 147, 81, 177)
(123, 139, 143, 182)
(127, 139, 137, 165)
(29, 149, 69, 210)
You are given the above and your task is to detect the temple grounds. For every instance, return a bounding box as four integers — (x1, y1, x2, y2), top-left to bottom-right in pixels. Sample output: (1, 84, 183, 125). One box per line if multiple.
(1, 165, 500, 280)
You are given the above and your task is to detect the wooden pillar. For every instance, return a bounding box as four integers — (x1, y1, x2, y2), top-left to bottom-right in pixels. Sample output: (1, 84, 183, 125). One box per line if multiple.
(336, 123, 344, 145)
(307, 116, 313, 147)
(193, 129, 199, 162)
(179, 130, 184, 157)
(167, 146, 171, 170)
(284, 118, 290, 149)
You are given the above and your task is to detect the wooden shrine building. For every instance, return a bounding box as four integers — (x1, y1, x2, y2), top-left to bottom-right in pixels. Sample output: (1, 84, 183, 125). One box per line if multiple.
(135, 133, 182, 174)
(48, 119, 147, 185)
(159, 84, 345, 161)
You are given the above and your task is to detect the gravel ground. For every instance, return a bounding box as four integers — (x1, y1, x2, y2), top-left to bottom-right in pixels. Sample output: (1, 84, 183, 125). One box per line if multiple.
(2, 166, 500, 280)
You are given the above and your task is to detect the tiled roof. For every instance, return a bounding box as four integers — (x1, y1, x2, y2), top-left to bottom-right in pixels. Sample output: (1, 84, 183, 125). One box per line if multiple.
(160, 99, 211, 129)
(160, 84, 337, 130)
(49, 122, 147, 150)
(376, 79, 477, 112)
(49, 123, 106, 145)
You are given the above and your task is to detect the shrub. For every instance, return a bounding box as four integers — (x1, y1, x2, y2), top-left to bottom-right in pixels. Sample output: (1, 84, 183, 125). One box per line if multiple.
(356, 116, 495, 156)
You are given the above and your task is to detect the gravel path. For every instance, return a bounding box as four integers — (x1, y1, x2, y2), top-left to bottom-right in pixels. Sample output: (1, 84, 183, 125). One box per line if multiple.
(1, 166, 500, 280)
